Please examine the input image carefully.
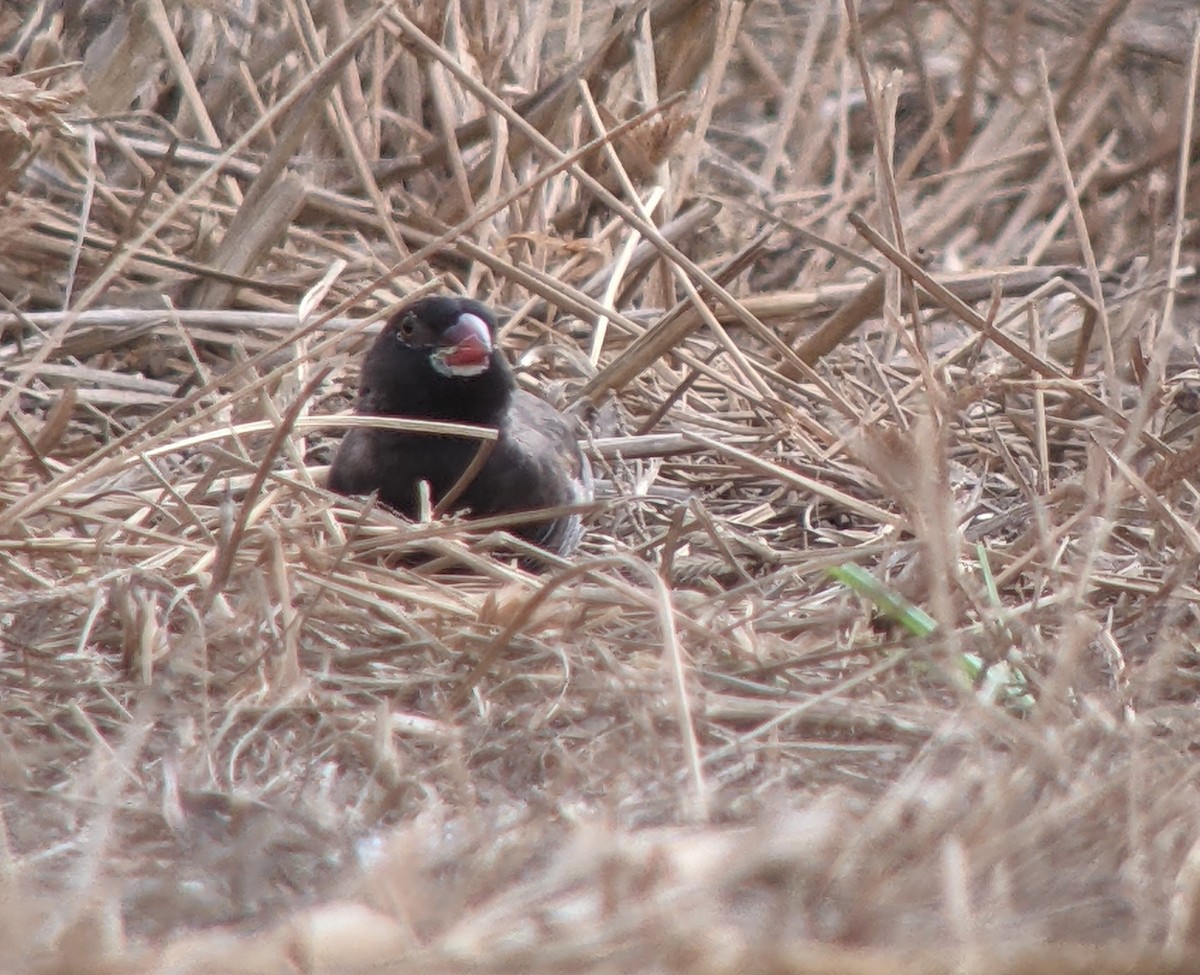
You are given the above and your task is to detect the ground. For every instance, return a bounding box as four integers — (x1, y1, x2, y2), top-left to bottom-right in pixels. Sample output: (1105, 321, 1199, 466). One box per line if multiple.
(2, 1, 1200, 972)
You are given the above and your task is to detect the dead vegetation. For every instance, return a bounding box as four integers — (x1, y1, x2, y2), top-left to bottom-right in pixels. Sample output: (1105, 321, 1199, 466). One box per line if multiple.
(3, 0, 1200, 971)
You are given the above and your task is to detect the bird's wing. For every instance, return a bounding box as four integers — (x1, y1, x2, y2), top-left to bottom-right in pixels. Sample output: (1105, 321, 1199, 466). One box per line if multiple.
(485, 391, 593, 555)
(504, 391, 593, 504)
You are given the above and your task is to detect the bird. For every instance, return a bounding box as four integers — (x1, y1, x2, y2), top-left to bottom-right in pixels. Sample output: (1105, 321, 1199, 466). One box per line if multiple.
(328, 295, 593, 557)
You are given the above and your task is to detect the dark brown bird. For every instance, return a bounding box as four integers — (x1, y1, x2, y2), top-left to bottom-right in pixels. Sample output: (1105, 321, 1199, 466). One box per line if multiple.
(328, 296, 593, 556)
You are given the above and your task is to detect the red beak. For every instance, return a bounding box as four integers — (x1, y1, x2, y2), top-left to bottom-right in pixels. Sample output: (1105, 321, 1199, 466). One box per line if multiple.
(437, 312, 492, 370)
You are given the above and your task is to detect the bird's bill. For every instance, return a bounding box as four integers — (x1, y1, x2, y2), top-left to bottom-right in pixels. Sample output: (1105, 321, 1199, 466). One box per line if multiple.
(430, 312, 493, 377)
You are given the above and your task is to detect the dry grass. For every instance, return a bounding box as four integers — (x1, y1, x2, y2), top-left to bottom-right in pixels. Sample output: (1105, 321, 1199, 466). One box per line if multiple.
(3, 0, 1200, 971)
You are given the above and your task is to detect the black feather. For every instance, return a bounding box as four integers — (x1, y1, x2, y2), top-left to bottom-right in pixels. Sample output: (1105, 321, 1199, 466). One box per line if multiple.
(328, 296, 592, 556)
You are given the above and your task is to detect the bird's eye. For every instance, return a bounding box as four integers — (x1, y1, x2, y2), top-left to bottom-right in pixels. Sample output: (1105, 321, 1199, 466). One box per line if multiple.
(396, 314, 416, 341)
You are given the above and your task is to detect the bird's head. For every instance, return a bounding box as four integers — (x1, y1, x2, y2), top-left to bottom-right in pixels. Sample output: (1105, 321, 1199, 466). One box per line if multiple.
(359, 295, 514, 420)
(386, 296, 497, 379)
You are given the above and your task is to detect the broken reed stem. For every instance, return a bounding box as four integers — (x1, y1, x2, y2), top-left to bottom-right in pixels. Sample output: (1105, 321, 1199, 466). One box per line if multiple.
(203, 367, 331, 610)
(0, 7, 390, 427)
(847, 211, 1170, 458)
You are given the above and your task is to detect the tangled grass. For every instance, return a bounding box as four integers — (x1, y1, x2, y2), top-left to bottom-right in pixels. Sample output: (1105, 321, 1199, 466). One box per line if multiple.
(3, 0, 1200, 971)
